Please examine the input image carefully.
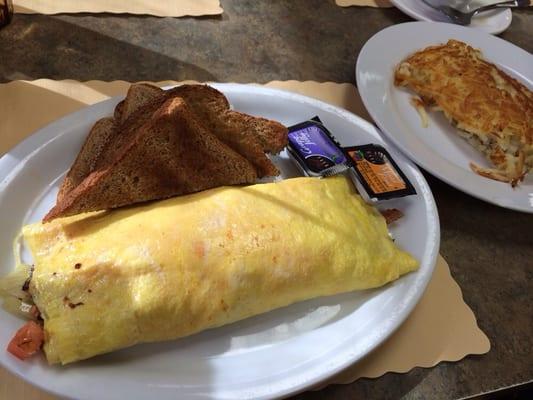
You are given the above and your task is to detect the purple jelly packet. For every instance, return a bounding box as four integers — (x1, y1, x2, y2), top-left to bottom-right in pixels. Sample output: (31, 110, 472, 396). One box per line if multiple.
(287, 117, 350, 177)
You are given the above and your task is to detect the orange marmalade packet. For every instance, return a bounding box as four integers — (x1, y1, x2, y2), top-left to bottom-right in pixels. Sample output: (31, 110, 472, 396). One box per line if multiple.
(343, 144, 416, 201)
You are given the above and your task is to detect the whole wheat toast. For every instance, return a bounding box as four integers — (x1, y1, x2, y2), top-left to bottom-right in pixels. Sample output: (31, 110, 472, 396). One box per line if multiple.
(168, 85, 287, 176)
(58, 84, 287, 199)
(57, 117, 116, 203)
(115, 84, 287, 176)
(44, 97, 257, 221)
(50, 83, 288, 221)
(57, 84, 166, 203)
(114, 83, 164, 125)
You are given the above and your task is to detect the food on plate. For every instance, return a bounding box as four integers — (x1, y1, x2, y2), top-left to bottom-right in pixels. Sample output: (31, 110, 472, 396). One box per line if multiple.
(394, 39, 533, 186)
(167, 84, 288, 174)
(56, 116, 117, 203)
(7, 321, 44, 361)
(287, 117, 351, 177)
(343, 144, 416, 201)
(286, 118, 416, 203)
(3, 176, 418, 364)
(409, 96, 429, 128)
(46, 83, 288, 221)
(114, 82, 163, 125)
(45, 97, 259, 221)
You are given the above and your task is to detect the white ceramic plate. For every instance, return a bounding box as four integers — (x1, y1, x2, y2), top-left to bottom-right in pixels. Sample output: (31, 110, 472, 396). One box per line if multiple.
(357, 22, 533, 213)
(390, 0, 512, 34)
(0, 84, 439, 400)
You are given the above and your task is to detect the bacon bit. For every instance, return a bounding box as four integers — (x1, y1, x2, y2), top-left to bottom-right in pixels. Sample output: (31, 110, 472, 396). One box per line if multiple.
(52, 272, 57, 276)
(87, 289, 92, 293)
(7, 321, 44, 360)
(381, 209, 404, 225)
(74, 263, 82, 269)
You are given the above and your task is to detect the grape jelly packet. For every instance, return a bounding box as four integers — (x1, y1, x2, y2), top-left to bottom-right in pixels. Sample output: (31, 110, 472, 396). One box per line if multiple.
(287, 117, 350, 177)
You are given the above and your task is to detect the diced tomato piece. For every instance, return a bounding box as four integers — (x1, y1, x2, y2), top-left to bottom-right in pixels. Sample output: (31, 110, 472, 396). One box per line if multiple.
(7, 321, 44, 361)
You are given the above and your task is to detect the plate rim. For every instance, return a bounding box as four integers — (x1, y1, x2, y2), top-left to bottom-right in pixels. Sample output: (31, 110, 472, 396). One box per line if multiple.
(389, 0, 512, 35)
(356, 21, 533, 214)
(0, 83, 440, 399)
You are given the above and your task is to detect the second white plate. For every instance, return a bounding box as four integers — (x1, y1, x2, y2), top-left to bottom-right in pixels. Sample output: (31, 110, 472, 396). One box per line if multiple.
(356, 22, 533, 213)
(390, 0, 512, 35)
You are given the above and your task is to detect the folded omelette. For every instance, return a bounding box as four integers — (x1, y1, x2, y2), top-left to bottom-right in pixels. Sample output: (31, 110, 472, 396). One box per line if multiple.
(18, 176, 418, 364)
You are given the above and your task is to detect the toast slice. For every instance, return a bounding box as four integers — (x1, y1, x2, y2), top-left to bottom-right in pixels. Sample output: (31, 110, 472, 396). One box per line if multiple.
(58, 83, 287, 199)
(57, 85, 170, 202)
(173, 84, 287, 153)
(114, 83, 164, 125)
(44, 97, 257, 221)
(168, 85, 288, 176)
(50, 83, 288, 221)
(92, 95, 170, 172)
(56, 117, 117, 203)
(115, 83, 288, 176)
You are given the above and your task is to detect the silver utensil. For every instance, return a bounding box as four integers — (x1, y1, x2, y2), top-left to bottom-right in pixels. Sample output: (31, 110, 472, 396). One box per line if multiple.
(421, 0, 531, 25)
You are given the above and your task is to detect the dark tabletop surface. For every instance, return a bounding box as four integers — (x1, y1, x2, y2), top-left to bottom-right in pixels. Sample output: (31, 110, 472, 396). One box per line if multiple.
(1, 1, 532, 399)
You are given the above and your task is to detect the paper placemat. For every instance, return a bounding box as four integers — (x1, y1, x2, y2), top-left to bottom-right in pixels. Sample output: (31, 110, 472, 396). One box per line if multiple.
(0, 79, 490, 399)
(13, 0, 223, 16)
(336, 0, 393, 8)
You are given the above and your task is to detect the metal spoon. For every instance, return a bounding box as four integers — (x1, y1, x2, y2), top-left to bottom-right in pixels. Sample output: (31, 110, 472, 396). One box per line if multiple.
(421, 0, 531, 25)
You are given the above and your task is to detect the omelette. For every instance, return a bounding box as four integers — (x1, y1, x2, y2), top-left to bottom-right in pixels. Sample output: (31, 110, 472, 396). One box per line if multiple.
(394, 39, 533, 186)
(3, 176, 418, 364)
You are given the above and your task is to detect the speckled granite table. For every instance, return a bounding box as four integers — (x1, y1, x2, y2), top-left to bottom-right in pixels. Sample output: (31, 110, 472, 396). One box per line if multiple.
(1, 1, 532, 399)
